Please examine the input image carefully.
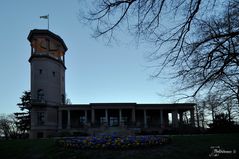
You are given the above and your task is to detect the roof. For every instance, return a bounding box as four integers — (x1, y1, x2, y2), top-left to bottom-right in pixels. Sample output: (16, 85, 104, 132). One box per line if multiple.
(60, 103, 195, 110)
(27, 29, 68, 51)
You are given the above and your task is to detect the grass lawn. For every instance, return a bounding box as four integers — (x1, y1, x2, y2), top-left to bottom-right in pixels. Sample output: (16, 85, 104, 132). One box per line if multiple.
(0, 133, 238, 159)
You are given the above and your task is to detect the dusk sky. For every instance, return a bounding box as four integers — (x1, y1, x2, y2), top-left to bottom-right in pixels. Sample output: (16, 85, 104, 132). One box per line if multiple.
(0, 0, 178, 114)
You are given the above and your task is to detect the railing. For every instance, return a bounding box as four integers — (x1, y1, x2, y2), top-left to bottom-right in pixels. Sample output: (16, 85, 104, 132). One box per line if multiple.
(31, 99, 64, 106)
(31, 99, 46, 104)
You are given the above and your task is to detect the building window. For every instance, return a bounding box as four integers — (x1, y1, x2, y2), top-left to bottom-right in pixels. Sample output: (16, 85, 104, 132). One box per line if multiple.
(37, 89, 44, 101)
(110, 117, 119, 127)
(121, 117, 128, 124)
(37, 112, 45, 125)
(80, 116, 86, 125)
(100, 117, 106, 124)
(52, 71, 55, 77)
(39, 69, 42, 74)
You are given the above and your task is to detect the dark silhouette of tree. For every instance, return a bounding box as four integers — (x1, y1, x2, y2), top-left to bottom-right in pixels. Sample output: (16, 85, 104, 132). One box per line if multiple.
(65, 94, 72, 104)
(81, 0, 205, 41)
(194, 98, 207, 129)
(0, 114, 18, 139)
(0, 115, 11, 139)
(17, 91, 31, 111)
(208, 113, 239, 133)
(81, 0, 239, 104)
(176, 1, 239, 102)
(205, 93, 221, 123)
(15, 91, 31, 136)
(222, 97, 238, 122)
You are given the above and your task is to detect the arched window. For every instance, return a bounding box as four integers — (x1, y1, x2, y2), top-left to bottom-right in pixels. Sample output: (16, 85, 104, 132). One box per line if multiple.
(52, 71, 55, 77)
(37, 112, 45, 125)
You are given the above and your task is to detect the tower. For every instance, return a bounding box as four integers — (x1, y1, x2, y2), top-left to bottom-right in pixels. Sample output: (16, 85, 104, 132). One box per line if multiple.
(28, 29, 67, 138)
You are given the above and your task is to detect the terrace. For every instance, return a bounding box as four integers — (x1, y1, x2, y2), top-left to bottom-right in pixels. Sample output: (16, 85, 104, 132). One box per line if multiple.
(57, 103, 195, 135)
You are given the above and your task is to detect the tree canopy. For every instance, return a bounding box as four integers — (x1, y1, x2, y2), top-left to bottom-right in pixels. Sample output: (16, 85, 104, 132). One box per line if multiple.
(80, 0, 239, 105)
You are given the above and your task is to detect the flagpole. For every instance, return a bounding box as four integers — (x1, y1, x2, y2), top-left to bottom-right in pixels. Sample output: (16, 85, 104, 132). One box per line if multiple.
(47, 14, 49, 30)
(40, 14, 50, 30)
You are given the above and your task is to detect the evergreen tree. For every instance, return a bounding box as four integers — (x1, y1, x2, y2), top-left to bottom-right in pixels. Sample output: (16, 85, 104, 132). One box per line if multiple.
(15, 91, 31, 135)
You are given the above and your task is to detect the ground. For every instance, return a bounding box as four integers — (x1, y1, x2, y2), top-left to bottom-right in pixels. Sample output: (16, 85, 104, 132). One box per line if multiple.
(0, 133, 238, 159)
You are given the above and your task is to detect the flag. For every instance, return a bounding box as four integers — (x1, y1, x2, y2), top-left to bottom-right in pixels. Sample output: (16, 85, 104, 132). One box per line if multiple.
(40, 14, 50, 30)
(40, 15, 49, 19)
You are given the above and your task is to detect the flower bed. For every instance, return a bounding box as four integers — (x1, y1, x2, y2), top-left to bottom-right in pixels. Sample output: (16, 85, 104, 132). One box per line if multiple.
(57, 135, 171, 150)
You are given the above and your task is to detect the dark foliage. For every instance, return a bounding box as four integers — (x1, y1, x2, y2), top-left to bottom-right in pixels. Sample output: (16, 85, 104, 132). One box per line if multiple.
(208, 113, 239, 133)
(15, 91, 31, 135)
(14, 112, 30, 134)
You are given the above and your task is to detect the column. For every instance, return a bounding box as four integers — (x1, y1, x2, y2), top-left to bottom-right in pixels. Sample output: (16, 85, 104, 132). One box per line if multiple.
(160, 110, 164, 128)
(172, 110, 178, 128)
(84, 110, 88, 124)
(132, 109, 136, 125)
(31, 44, 33, 55)
(164, 111, 169, 127)
(179, 111, 183, 124)
(105, 109, 108, 125)
(67, 110, 71, 129)
(91, 109, 95, 125)
(58, 110, 62, 129)
(119, 109, 122, 126)
(144, 109, 147, 128)
(190, 109, 195, 127)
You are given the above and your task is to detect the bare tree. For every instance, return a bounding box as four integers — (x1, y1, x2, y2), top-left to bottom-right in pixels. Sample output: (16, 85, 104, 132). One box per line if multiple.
(194, 99, 207, 129)
(198, 101, 207, 129)
(176, 1, 239, 101)
(0, 115, 10, 139)
(193, 97, 201, 128)
(221, 97, 238, 122)
(0, 114, 17, 139)
(81, 0, 239, 105)
(205, 93, 222, 122)
(192, 95, 209, 129)
(81, 0, 214, 42)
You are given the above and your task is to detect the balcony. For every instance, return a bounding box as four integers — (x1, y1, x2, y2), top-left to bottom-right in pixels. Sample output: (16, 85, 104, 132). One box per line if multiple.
(31, 99, 46, 105)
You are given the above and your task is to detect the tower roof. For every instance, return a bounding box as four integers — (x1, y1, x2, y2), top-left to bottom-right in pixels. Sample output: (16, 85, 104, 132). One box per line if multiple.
(27, 29, 68, 51)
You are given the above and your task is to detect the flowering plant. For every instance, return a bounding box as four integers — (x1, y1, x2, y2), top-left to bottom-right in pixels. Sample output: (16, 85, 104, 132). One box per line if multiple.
(57, 135, 171, 150)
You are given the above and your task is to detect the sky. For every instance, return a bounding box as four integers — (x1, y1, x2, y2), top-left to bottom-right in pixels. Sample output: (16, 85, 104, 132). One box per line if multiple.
(0, 0, 178, 114)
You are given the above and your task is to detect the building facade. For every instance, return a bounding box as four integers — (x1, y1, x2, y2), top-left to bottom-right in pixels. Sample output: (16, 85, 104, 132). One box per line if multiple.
(28, 29, 195, 138)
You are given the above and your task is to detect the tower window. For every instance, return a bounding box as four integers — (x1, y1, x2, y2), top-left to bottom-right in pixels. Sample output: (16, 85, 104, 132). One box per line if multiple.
(39, 69, 42, 74)
(37, 89, 44, 101)
(52, 71, 56, 77)
(37, 112, 45, 125)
